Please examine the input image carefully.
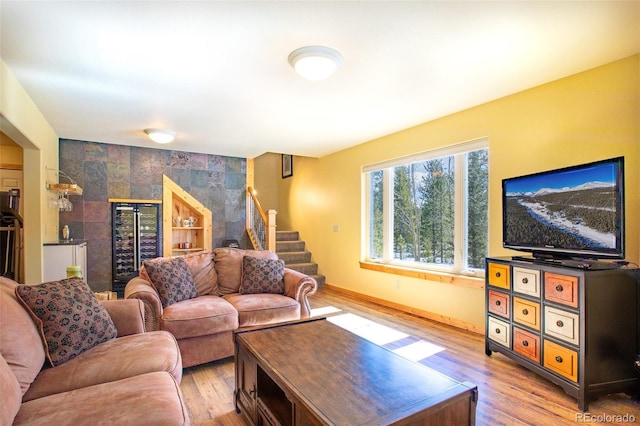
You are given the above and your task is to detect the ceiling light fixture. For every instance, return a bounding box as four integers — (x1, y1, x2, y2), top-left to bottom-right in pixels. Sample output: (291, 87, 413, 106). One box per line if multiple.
(144, 128, 177, 144)
(288, 46, 343, 81)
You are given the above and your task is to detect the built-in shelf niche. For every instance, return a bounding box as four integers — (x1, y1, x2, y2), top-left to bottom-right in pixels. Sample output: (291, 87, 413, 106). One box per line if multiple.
(162, 175, 212, 257)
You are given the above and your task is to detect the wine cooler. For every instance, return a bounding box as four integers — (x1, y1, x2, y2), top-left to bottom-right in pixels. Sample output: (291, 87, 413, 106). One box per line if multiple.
(112, 202, 160, 297)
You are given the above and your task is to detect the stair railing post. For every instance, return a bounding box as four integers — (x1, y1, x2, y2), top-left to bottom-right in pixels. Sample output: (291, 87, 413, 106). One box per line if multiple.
(266, 209, 277, 252)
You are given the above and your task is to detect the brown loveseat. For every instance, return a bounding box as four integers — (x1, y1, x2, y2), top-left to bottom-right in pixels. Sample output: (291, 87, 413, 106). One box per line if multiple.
(0, 277, 190, 425)
(125, 248, 317, 367)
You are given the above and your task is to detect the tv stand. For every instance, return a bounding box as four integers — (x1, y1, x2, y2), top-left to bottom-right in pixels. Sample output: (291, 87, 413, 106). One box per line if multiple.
(511, 255, 621, 271)
(486, 256, 639, 411)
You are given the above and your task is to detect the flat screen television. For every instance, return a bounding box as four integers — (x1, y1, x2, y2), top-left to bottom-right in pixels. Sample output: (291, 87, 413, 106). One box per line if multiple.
(502, 156, 625, 263)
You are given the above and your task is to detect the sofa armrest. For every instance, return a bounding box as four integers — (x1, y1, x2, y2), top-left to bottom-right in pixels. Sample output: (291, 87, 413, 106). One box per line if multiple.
(100, 299, 145, 336)
(125, 277, 163, 332)
(283, 268, 317, 318)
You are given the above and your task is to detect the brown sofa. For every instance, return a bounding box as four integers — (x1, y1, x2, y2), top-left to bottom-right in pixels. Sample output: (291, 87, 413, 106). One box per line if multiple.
(125, 248, 317, 367)
(0, 277, 190, 426)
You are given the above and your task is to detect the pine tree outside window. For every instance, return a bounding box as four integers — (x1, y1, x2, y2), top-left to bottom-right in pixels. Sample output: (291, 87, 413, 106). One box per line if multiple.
(364, 139, 488, 276)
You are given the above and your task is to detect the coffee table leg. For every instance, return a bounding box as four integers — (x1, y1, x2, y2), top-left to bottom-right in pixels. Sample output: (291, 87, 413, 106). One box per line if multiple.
(234, 389, 241, 414)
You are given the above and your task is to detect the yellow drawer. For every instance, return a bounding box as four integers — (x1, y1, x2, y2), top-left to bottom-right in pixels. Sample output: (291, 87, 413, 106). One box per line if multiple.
(513, 267, 540, 298)
(514, 327, 540, 363)
(544, 340, 578, 382)
(513, 297, 540, 331)
(488, 290, 510, 318)
(544, 306, 579, 346)
(488, 262, 510, 290)
(488, 316, 510, 348)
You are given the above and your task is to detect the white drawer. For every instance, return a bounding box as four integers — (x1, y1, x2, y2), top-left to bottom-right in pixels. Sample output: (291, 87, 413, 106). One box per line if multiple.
(544, 306, 579, 346)
(513, 267, 540, 298)
(488, 316, 511, 348)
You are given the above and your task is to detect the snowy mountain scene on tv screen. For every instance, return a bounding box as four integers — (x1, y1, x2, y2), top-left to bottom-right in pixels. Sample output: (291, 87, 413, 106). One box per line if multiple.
(503, 160, 622, 253)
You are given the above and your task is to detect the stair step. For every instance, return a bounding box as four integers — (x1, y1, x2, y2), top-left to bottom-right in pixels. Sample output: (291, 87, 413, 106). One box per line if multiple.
(276, 231, 299, 241)
(310, 274, 326, 288)
(285, 262, 318, 276)
(278, 251, 312, 264)
(275, 230, 324, 288)
(276, 240, 306, 252)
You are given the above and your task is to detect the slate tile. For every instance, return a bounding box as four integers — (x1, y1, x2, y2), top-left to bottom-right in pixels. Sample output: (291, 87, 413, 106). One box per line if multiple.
(84, 201, 110, 223)
(84, 142, 108, 162)
(108, 182, 131, 199)
(108, 144, 130, 165)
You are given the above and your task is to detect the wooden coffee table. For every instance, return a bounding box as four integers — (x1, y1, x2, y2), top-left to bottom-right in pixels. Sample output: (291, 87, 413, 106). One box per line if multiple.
(235, 318, 477, 425)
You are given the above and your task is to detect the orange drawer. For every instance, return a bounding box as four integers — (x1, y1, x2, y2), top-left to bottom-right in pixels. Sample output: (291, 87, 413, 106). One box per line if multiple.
(544, 340, 578, 382)
(488, 290, 510, 318)
(513, 297, 540, 330)
(514, 327, 540, 363)
(513, 267, 540, 298)
(488, 263, 510, 290)
(544, 272, 579, 308)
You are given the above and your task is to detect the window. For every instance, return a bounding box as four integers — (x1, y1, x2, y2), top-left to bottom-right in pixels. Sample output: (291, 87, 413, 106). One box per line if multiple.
(365, 139, 488, 276)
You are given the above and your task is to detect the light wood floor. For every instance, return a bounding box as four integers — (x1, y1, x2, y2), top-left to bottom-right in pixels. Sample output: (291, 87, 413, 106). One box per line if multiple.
(180, 287, 640, 425)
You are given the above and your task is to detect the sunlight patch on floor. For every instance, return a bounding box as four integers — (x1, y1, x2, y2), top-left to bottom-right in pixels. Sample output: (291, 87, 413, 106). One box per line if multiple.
(310, 306, 446, 362)
(317, 311, 446, 362)
(310, 305, 342, 317)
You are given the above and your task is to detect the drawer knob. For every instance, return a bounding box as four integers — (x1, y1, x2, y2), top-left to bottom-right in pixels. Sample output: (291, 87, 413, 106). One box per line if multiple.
(495, 300, 501, 306)
(555, 284, 564, 292)
(555, 355, 563, 363)
(556, 320, 564, 328)
(522, 308, 529, 315)
(522, 340, 529, 347)
(522, 278, 528, 284)
(495, 328, 501, 334)
(495, 272, 501, 278)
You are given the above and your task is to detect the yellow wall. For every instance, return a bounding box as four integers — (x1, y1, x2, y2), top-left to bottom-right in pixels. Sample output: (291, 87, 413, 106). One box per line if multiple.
(0, 132, 23, 165)
(254, 152, 281, 214)
(0, 57, 60, 283)
(0, 145, 23, 165)
(282, 55, 640, 333)
(277, 158, 294, 232)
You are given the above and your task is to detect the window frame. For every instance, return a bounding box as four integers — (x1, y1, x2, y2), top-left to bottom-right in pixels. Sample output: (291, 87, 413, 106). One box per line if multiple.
(363, 138, 488, 278)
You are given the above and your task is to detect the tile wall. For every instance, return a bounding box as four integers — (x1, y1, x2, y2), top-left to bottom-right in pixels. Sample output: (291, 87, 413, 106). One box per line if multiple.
(58, 139, 246, 291)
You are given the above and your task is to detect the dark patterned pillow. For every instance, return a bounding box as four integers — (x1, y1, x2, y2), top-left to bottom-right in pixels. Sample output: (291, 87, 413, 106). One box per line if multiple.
(143, 256, 198, 307)
(239, 256, 285, 294)
(15, 277, 118, 366)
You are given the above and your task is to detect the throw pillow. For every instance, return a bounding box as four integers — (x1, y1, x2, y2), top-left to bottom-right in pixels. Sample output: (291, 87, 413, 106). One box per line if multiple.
(214, 248, 278, 295)
(143, 256, 199, 307)
(15, 277, 118, 366)
(239, 256, 285, 295)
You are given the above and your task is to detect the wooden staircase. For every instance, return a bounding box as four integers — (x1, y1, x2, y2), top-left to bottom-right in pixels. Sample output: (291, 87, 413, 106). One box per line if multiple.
(276, 231, 325, 288)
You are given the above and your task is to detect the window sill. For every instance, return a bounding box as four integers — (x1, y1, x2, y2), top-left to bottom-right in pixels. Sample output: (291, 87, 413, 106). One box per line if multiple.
(359, 261, 485, 290)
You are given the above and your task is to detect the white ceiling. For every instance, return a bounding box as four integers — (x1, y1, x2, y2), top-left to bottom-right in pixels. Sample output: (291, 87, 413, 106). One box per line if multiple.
(1, 1, 638, 159)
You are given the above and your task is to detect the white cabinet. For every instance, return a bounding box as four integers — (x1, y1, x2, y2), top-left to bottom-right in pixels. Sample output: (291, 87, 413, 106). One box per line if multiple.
(43, 242, 87, 283)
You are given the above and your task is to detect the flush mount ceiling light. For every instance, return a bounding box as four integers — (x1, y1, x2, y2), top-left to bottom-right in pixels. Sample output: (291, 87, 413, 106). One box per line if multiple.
(144, 128, 177, 144)
(288, 46, 343, 81)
